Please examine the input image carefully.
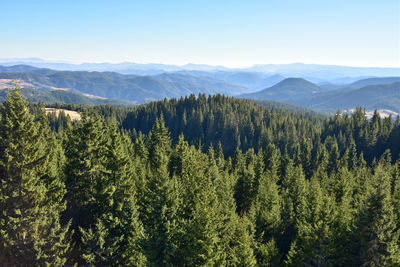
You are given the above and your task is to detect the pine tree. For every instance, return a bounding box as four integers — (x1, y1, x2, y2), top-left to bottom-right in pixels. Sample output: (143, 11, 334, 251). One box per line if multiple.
(330, 167, 356, 265)
(144, 117, 179, 265)
(252, 168, 282, 266)
(64, 114, 146, 265)
(292, 177, 335, 266)
(229, 216, 257, 266)
(355, 162, 400, 266)
(392, 162, 400, 248)
(0, 87, 71, 265)
(234, 159, 256, 215)
(180, 185, 221, 266)
(210, 146, 257, 266)
(63, 112, 109, 263)
(280, 160, 307, 258)
(256, 238, 281, 267)
(83, 122, 146, 266)
(253, 167, 281, 240)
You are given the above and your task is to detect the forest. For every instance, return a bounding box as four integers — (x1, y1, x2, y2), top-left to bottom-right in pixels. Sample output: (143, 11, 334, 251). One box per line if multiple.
(0, 88, 399, 266)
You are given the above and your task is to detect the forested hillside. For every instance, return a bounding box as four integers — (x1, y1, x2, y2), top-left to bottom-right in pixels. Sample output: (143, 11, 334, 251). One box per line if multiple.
(0, 65, 247, 103)
(241, 78, 400, 113)
(240, 78, 322, 101)
(286, 82, 400, 113)
(0, 87, 132, 106)
(1, 64, 399, 113)
(0, 88, 399, 266)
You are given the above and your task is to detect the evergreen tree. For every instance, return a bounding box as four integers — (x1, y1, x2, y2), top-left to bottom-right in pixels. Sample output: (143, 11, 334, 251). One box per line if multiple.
(252, 167, 282, 265)
(0, 87, 71, 265)
(64, 114, 146, 265)
(355, 162, 400, 266)
(280, 160, 307, 257)
(291, 177, 335, 266)
(143, 117, 179, 265)
(80, 122, 147, 266)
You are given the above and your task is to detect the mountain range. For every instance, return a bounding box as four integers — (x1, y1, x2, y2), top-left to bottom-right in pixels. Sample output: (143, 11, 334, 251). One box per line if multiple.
(0, 66, 248, 104)
(240, 78, 323, 101)
(0, 87, 131, 106)
(240, 77, 400, 113)
(0, 61, 399, 114)
(285, 82, 400, 112)
(1, 58, 399, 79)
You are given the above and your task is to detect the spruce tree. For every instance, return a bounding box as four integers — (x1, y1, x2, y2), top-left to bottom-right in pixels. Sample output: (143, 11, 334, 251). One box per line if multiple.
(292, 177, 335, 266)
(80, 122, 146, 266)
(355, 162, 400, 266)
(0, 87, 71, 265)
(144, 117, 179, 265)
(64, 114, 146, 265)
(252, 167, 282, 265)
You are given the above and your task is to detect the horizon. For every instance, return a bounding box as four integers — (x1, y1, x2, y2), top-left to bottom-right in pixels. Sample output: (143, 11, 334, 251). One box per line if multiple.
(1, 57, 399, 70)
(2, 0, 399, 68)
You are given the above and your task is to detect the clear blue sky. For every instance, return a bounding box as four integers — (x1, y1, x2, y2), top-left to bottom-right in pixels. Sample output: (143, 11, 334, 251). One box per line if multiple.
(2, 0, 399, 67)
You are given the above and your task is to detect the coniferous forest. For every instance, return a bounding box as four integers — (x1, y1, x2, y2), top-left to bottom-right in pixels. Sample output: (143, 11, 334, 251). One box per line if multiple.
(1, 88, 400, 266)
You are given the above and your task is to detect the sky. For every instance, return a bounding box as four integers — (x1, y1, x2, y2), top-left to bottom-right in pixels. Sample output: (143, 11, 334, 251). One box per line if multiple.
(1, 0, 399, 67)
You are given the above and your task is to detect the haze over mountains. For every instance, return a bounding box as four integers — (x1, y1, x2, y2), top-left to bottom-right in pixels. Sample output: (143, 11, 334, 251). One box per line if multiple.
(240, 78, 400, 113)
(1, 58, 399, 78)
(0, 58, 399, 114)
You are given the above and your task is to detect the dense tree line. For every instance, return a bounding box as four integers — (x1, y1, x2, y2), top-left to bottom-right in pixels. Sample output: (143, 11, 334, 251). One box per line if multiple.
(40, 94, 400, 163)
(0, 89, 399, 266)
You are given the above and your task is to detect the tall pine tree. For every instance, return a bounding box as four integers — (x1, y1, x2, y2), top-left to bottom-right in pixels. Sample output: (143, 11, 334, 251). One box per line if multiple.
(0, 87, 71, 266)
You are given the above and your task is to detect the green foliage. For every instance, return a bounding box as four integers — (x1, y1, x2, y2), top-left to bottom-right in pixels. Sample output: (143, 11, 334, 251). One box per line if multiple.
(63, 112, 146, 265)
(0, 68, 248, 104)
(0, 87, 132, 106)
(0, 87, 71, 265)
(0, 93, 399, 266)
(354, 163, 400, 266)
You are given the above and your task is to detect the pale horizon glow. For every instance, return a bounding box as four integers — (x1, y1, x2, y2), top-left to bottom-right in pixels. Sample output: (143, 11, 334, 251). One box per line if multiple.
(1, 0, 399, 68)
(2, 57, 400, 69)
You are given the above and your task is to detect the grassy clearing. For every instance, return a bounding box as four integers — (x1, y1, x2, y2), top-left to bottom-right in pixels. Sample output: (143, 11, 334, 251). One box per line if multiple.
(45, 108, 81, 121)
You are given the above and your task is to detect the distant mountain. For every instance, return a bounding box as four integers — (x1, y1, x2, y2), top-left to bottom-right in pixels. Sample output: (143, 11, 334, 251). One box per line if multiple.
(0, 58, 230, 74)
(1, 63, 399, 112)
(317, 82, 344, 90)
(0, 65, 249, 103)
(0, 87, 131, 106)
(153, 73, 247, 95)
(172, 70, 284, 92)
(181, 71, 286, 92)
(239, 78, 322, 101)
(1, 59, 398, 79)
(286, 82, 400, 113)
(247, 63, 400, 79)
(327, 76, 374, 85)
(348, 77, 400, 88)
(0, 65, 58, 75)
(258, 74, 286, 89)
(241, 75, 400, 113)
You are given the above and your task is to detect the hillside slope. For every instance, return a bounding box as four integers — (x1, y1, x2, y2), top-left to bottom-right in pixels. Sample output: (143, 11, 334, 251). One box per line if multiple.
(348, 77, 400, 88)
(239, 78, 322, 101)
(0, 87, 132, 106)
(0, 65, 249, 103)
(287, 82, 400, 112)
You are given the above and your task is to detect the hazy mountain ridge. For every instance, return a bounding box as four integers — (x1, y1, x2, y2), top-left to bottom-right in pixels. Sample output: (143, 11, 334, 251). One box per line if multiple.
(0, 87, 132, 106)
(287, 82, 400, 112)
(1, 58, 399, 78)
(239, 78, 323, 101)
(241, 76, 400, 113)
(348, 77, 400, 88)
(1, 63, 399, 113)
(0, 65, 249, 103)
